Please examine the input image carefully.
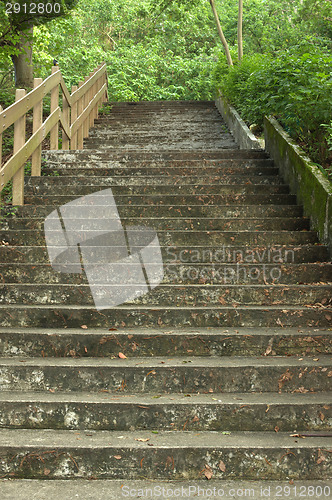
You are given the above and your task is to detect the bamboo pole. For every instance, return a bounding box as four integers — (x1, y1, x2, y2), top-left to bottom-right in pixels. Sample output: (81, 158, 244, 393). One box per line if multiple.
(209, 0, 233, 67)
(31, 78, 43, 176)
(50, 66, 59, 149)
(12, 89, 26, 206)
(238, 0, 243, 61)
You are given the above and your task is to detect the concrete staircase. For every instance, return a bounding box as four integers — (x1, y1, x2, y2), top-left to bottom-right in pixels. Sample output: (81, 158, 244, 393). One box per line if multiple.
(0, 101, 331, 492)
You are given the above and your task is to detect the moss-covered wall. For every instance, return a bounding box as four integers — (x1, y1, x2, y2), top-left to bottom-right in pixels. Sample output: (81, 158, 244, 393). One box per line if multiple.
(264, 116, 332, 257)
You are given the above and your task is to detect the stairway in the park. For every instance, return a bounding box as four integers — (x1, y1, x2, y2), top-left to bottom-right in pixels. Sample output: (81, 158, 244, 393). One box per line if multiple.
(0, 101, 331, 492)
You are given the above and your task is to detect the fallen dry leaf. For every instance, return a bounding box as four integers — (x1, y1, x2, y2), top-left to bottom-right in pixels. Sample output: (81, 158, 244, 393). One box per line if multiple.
(264, 345, 273, 356)
(118, 352, 127, 359)
(219, 460, 226, 472)
(317, 449, 326, 465)
(278, 369, 293, 393)
(81, 325, 88, 329)
(203, 464, 213, 480)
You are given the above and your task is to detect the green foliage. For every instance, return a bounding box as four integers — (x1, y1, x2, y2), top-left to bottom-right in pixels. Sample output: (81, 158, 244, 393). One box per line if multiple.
(31, 0, 218, 99)
(216, 49, 332, 173)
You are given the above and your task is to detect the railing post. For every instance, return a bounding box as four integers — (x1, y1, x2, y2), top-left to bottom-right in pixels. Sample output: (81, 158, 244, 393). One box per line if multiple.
(31, 78, 43, 176)
(0, 105, 2, 202)
(96, 75, 102, 119)
(12, 89, 26, 206)
(50, 66, 59, 149)
(89, 71, 95, 128)
(62, 93, 70, 150)
(77, 81, 84, 149)
(83, 75, 89, 139)
(0, 105, 2, 169)
(70, 85, 78, 150)
(104, 68, 108, 103)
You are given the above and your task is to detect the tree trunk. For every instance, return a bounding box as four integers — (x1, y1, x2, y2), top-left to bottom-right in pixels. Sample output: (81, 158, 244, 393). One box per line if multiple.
(238, 0, 243, 61)
(209, 0, 233, 66)
(11, 27, 34, 89)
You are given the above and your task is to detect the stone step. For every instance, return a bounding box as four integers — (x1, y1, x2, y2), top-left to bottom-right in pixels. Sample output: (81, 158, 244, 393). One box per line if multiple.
(83, 141, 237, 151)
(1, 262, 331, 285)
(41, 164, 280, 177)
(1, 325, 331, 358)
(42, 157, 273, 168)
(24, 184, 290, 196)
(1, 204, 303, 220)
(1, 480, 331, 500)
(88, 128, 231, 136)
(93, 118, 228, 126)
(23, 193, 297, 206)
(42, 149, 267, 163)
(1, 284, 330, 306)
(0, 327, 330, 358)
(0, 355, 331, 393)
(0, 229, 318, 246)
(0, 429, 330, 480)
(1, 244, 327, 264)
(26, 174, 284, 186)
(0, 304, 331, 327)
(1, 217, 310, 232)
(0, 391, 330, 431)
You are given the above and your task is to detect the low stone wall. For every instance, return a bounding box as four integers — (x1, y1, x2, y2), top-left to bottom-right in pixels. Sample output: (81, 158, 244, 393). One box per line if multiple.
(264, 116, 332, 256)
(215, 94, 261, 150)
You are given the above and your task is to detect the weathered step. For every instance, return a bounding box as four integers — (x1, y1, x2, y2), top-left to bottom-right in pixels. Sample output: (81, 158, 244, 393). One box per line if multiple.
(1, 327, 330, 357)
(2, 262, 330, 285)
(0, 304, 331, 327)
(1, 244, 328, 264)
(23, 193, 297, 206)
(1, 204, 304, 220)
(26, 174, 283, 187)
(87, 129, 232, 138)
(1, 480, 331, 500)
(24, 184, 290, 196)
(41, 164, 280, 177)
(0, 391, 330, 431)
(41, 156, 273, 167)
(42, 149, 267, 163)
(84, 140, 237, 150)
(0, 228, 319, 246)
(0, 355, 331, 393)
(1, 284, 330, 307)
(0, 429, 330, 480)
(2, 217, 310, 232)
(93, 119, 228, 128)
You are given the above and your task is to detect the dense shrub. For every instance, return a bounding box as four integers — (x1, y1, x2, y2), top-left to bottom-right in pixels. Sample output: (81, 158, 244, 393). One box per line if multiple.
(214, 49, 332, 174)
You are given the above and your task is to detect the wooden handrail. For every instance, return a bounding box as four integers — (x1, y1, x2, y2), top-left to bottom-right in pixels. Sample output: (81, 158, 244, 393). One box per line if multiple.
(0, 62, 108, 205)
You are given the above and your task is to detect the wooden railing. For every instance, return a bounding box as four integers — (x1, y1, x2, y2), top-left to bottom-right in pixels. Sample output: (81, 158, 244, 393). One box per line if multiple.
(0, 62, 108, 205)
